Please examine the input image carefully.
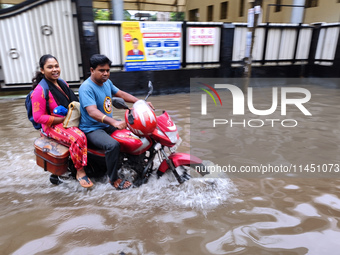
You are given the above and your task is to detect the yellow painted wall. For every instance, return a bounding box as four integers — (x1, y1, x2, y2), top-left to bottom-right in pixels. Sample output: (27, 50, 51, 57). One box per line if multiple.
(186, 0, 340, 24)
(304, 0, 340, 23)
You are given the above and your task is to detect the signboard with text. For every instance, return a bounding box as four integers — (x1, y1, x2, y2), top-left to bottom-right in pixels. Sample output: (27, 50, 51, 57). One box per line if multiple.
(122, 21, 182, 71)
(188, 27, 216, 45)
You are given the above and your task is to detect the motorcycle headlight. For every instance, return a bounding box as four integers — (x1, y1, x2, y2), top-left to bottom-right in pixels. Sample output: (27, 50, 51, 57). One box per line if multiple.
(165, 131, 178, 144)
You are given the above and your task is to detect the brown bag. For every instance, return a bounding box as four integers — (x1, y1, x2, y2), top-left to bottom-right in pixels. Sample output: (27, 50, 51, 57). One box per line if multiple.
(63, 101, 81, 128)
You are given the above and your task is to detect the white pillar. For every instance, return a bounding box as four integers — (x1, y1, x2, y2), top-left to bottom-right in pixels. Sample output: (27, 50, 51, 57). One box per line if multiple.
(112, 0, 124, 21)
(290, 0, 305, 24)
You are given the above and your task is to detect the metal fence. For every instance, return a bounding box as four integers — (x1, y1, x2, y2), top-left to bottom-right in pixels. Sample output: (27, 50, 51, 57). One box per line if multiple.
(96, 21, 223, 70)
(97, 21, 340, 70)
(0, 0, 339, 90)
(315, 23, 340, 65)
(233, 23, 312, 65)
(96, 21, 123, 70)
(232, 22, 340, 67)
(182, 22, 222, 68)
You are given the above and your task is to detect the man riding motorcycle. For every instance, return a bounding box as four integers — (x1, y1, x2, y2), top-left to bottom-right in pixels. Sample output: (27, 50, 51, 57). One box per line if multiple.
(79, 54, 154, 190)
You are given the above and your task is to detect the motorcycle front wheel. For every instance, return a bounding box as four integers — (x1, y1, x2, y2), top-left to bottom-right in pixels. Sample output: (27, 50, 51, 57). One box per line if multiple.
(176, 164, 209, 180)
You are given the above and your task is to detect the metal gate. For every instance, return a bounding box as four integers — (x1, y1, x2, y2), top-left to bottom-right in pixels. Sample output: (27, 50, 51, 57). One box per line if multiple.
(0, 0, 81, 89)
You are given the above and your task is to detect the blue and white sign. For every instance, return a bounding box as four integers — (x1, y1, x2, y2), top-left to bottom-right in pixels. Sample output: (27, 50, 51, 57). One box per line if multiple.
(123, 22, 182, 72)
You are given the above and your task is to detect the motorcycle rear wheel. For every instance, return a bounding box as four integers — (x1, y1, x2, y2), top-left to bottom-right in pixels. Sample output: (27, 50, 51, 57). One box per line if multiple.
(49, 174, 63, 185)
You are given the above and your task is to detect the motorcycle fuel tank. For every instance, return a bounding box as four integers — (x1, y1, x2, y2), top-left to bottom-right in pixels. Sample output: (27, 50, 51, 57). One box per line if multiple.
(111, 129, 152, 155)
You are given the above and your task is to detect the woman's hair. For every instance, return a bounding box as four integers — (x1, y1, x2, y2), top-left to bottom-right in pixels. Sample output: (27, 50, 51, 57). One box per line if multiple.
(32, 54, 58, 89)
(89, 54, 112, 69)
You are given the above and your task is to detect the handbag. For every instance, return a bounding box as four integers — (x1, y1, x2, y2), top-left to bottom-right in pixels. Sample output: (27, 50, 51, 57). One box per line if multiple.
(63, 101, 81, 128)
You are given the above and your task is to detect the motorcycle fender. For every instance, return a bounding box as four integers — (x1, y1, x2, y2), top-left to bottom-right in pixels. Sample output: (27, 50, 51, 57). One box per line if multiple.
(158, 153, 202, 173)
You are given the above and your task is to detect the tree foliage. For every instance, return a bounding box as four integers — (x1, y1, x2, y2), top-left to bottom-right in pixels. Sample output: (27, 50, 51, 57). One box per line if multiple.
(93, 9, 134, 21)
(170, 12, 185, 21)
(94, 9, 111, 20)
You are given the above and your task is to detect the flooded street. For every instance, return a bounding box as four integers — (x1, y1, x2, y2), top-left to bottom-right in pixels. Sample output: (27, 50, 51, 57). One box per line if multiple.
(1, 88, 340, 254)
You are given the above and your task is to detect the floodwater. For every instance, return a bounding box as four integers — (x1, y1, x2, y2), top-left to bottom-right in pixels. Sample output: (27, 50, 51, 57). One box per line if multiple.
(1, 88, 340, 255)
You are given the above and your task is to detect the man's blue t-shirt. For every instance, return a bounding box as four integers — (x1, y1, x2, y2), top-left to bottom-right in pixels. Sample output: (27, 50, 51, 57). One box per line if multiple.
(79, 77, 119, 133)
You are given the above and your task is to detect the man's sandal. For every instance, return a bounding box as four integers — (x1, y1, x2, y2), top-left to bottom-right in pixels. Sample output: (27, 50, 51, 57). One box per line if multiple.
(113, 179, 132, 190)
(77, 175, 93, 188)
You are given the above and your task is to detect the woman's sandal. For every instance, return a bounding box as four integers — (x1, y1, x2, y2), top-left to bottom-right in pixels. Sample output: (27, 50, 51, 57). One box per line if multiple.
(77, 175, 93, 188)
(113, 179, 132, 190)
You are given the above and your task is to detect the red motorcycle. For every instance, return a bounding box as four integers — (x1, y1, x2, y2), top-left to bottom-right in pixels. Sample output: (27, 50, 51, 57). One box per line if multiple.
(34, 82, 206, 186)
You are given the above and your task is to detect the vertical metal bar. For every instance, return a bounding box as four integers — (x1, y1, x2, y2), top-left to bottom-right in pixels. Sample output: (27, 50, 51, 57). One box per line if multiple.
(74, 0, 99, 79)
(202, 45, 204, 68)
(332, 24, 340, 70)
(118, 25, 123, 70)
(218, 25, 223, 65)
(219, 23, 234, 77)
(308, 23, 321, 66)
(261, 22, 270, 65)
(277, 29, 283, 61)
(182, 21, 187, 68)
(292, 23, 302, 64)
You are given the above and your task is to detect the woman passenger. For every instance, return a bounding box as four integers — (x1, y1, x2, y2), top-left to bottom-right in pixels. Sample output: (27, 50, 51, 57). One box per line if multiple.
(31, 54, 93, 188)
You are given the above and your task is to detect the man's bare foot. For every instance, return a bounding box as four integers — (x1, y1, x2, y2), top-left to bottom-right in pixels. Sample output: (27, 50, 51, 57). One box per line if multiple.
(113, 179, 132, 190)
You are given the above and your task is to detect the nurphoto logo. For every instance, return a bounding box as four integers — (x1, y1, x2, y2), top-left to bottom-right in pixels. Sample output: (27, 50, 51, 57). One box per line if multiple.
(199, 83, 312, 128)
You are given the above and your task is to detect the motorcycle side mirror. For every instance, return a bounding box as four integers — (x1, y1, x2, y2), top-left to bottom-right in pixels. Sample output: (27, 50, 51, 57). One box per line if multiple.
(128, 109, 134, 125)
(112, 97, 129, 109)
(144, 81, 153, 101)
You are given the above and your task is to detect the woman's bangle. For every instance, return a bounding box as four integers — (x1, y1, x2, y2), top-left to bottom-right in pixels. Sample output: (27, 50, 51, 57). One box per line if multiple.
(101, 115, 106, 123)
